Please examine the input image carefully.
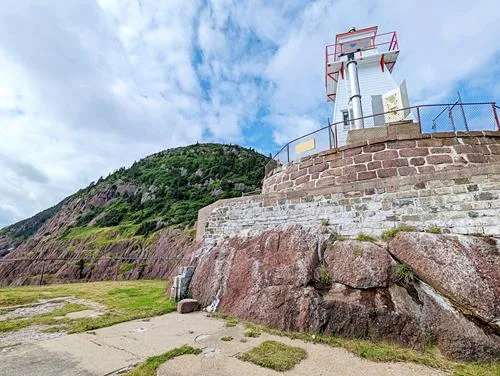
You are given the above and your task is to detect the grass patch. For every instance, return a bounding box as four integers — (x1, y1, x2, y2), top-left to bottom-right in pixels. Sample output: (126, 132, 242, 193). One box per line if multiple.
(356, 233, 377, 242)
(125, 345, 201, 376)
(425, 226, 442, 234)
(210, 312, 499, 374)
(0, 302, 87, 333)
(41, 326, 66, 333)
(244, 328, 261, 338)
(63, 224, 142, 248)
(0, 280, 176, 334)
(238, 340, 307, 372)
(315, 265, 333, 284)
(381, 225, 416, 241)
(395, 263, 415, 285)
(220, 336, 233, 342)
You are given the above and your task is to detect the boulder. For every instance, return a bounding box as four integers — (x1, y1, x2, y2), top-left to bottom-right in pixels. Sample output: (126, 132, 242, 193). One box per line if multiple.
(177, 299, 200, 314)
(389, 232, 500, 325)
(324, 240, 393, 288)
(190, 226, 323, 331)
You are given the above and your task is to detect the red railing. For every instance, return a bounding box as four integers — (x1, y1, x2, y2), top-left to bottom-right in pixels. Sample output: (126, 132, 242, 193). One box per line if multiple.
(265, 102, 499, 174)
(325, 31, 399, 64)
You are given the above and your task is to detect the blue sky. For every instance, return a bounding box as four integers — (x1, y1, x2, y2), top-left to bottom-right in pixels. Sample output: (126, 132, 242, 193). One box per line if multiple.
(0, 0, 499, 227)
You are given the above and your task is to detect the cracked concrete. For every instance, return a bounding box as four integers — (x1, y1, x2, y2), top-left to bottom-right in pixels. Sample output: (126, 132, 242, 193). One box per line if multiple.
(0, 312, 447, 376)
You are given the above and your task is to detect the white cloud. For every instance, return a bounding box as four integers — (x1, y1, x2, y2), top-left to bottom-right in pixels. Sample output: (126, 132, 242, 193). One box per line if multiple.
(0, 0, 498, 227)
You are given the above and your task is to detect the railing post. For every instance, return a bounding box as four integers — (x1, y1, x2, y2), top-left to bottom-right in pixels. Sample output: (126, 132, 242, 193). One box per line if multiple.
(448, 106, 456, 132)
(493, 103, 500, 130)
(334, 122, 338, 148)
(39, 261, 45, 286)
(417, 106, 422, 133)
(286, 144, 290, 164)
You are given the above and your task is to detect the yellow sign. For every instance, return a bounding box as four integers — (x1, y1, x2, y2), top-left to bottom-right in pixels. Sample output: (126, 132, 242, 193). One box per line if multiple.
(295, 139, 316, 154)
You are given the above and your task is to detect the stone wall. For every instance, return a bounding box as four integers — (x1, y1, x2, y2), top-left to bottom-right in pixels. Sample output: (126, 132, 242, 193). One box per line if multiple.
(262, 131, 500, 194)
(197, 163, 500, 244)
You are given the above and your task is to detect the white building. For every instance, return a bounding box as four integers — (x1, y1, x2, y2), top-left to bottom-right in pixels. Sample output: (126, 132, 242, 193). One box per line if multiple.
(326, 26, 411, 146)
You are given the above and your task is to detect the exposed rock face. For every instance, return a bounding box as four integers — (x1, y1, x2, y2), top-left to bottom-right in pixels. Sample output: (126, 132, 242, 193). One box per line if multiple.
(188, 227, 500, 361)
(190, 227, 324, 331)
(324, 240, 394, 288)
(389, 232, 500, 325)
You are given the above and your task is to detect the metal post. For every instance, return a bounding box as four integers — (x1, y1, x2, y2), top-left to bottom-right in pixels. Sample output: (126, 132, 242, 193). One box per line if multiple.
(39, 261, 45, 286)
(286, 144, 290, 164)
(346, 54, 364, 129)
(448, 106, 456, 132)
(334, 122, 338, 148)
(457, 91, 469, 131)
(493, 103, 500, 130)
(417, 106, 422, 133)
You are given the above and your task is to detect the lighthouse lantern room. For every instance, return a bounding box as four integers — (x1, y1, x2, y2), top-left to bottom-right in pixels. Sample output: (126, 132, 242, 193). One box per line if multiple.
(326, 26, 411, 146)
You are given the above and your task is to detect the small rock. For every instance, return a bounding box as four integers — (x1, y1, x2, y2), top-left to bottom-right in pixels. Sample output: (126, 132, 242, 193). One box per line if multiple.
(177, 299, 200, 314)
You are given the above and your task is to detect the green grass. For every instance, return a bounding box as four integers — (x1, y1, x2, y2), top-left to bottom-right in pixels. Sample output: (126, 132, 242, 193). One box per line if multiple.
(425, 226, 442, 234)
(315, 265, 333, 284)
(0, 280, 176, 334)
(395, 263, 415, 285)
(220, 336, 233, 341)
(238, 340, 307, 372)
(63, 224, 142, 248)
(0, 303, 88, 333)
(244, 328, 261, 338)
(356, 233, 377, 242)
(381, 225, 416, 241)
(211, 312, 499, 375)
(124, 345, 202, 376)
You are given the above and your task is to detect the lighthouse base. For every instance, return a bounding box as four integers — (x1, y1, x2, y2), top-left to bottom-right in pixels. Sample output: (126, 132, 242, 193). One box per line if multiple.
(347, 121, 420, 145)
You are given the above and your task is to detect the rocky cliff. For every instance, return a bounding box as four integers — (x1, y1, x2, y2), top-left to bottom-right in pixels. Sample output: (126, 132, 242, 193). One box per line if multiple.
(0, 143, 269, 286)
(187, 226, 500, 361)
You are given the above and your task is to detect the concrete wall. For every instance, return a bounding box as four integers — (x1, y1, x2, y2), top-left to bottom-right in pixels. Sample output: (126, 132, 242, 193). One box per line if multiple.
(197, 162, 500, 244)
(263, 131, 500, 194)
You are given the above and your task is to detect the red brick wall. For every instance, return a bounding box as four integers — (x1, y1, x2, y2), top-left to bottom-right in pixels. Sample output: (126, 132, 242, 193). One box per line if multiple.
(262, 131, 500, 194)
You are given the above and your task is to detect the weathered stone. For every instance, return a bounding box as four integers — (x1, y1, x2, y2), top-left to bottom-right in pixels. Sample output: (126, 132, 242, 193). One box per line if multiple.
(177, 299, 200, 314)
(357, 171, 377, 180)
(373, 150, 399, 160)
(363, 144, 385, 153)
(324, 240, 393, 288)
(367, 161, 382, 170)
(383, 158, 408, 168)
(377, 168, 398, 178)
(389, 232, 500, 324)
(409, 157, 425, 166)
(399, 148, 429, 157)
(426, 155, 453, 165)
(353, 153, 372, 163)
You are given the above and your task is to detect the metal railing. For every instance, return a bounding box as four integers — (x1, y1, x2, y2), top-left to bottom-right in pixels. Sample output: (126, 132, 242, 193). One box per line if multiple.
(0, 256, 182, 286)
(265, 102, 499, 175)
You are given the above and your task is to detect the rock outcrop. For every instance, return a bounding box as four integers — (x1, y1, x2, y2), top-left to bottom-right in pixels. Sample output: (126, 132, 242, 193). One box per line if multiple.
(187, 226, 500, 361)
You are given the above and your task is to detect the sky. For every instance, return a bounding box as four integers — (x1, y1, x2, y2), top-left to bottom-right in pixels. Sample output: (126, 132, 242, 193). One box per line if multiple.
(0, 0, 499, 228)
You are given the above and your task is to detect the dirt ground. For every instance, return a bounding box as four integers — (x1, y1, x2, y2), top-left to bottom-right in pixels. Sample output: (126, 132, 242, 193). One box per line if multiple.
(0, 311, 447, 376)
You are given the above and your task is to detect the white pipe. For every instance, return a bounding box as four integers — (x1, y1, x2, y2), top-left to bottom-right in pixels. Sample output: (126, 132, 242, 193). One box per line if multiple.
(346, 58, 364, 129)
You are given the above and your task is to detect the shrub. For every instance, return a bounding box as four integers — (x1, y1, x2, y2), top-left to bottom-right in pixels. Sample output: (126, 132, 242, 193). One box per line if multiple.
(95, 207, 126, 227)
(119, 263, 135, 274)
(381, 225, 416, 241)
(221, 336, 233, 342)
(395, 263, 414, 285)
(356, 233, 376, 242)
(135, 220, 158, 236)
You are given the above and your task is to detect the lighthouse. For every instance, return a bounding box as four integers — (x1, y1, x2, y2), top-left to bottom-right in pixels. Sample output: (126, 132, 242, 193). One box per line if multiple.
(326, 26, 411, 146)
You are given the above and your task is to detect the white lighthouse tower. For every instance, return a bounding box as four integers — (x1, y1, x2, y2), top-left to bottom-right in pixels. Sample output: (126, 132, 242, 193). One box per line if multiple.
(326, 26, 411, 146)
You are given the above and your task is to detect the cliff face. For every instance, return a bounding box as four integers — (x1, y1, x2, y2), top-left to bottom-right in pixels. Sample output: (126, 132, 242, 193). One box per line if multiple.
(0, 143, 269, 285)
(188, 226, 500, 361)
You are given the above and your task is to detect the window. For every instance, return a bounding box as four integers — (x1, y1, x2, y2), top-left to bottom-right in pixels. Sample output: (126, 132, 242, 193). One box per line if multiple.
(342, 110, 350, 130)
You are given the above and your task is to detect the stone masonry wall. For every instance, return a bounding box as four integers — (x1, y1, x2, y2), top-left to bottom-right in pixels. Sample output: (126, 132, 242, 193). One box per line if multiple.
(197, 163, 500, 245)
(262, 131, 500, 194)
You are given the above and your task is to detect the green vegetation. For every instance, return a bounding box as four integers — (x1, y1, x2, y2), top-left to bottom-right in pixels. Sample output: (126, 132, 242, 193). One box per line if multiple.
(125, 345, 201, 376)
(381, 225, 416, 240)
(71, 144, 269, 231)
(0, 303, 87, 333)
(395, 263, 415, 285)
(244, 328, 262, 338)
(0, 280, 176, 334)
(237, 340, 307, 372)
(356, 233, 377, 242)
(225, 317, 238, 327)
(425, 226, 442, 234)
(119, 262, 135, 274)
(220, 336, 233, 341)
(315, 265, 333, 284)
(353, 247, 364, 257)
(211, 312, 499, 375)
